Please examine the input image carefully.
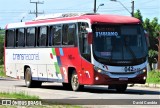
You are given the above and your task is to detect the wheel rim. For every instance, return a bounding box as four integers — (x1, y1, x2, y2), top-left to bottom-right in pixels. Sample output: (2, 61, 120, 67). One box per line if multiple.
(25, 69, 31, 86)
(72, 74, 79, 90)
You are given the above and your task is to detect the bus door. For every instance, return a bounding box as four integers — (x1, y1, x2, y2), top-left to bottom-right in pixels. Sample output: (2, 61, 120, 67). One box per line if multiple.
(78, 22, 93, 84)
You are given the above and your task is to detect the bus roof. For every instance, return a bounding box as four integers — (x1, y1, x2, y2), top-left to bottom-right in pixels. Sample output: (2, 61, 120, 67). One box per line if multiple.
(81, 14, 140, 24)
(6, 13, 141, 29)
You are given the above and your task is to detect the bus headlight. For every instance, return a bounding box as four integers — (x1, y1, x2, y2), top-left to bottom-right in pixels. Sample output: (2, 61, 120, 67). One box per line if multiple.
(142, 68, 147, 73)
(94, 66, 102, 73)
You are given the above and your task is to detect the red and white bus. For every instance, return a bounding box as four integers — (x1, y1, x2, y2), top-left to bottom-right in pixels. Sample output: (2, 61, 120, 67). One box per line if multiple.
(4, 13, 148, 92)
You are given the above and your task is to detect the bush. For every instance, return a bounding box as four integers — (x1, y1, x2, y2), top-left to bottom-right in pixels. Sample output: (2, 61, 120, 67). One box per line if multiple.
(0, 65, 5, 77)
(0, 30, 4, 65)
(147, 70, 160, 84)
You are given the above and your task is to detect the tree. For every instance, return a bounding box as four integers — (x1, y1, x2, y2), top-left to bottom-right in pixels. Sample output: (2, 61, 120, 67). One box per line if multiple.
(134, 9, 143, 23)
(0, 29, 4, 65)
(134, 10, 160, 70)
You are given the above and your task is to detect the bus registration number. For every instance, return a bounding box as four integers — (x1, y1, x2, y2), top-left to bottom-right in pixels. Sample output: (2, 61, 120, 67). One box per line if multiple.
(119, 77, 128, 81)
(123, 66, 140, 72)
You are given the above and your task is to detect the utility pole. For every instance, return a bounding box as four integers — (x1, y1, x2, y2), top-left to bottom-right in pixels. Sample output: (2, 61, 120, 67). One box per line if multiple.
(131, 0, 134, 17)
(111, 0, 134, 17)
(29, 0, 44, 17)
(93, 0, 96, 13)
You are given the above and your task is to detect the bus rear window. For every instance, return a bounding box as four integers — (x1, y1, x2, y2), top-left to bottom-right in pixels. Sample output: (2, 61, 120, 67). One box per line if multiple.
(6, 29, 15, 47)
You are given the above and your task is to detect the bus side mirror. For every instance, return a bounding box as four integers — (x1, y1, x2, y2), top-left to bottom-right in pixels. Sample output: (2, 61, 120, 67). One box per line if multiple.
(80, 26, 92, 34)
(86, 28, 92, 33)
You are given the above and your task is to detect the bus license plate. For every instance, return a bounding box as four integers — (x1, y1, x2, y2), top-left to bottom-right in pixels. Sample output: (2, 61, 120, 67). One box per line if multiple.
(119, 77, 128, 81)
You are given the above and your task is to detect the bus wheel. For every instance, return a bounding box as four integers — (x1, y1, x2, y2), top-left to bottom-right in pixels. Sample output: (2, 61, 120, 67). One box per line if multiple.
(25, 67, 42, 88)
(115, 84, 127, 93)
(71, 71, 84, 91)
(25, 68, 33, 88)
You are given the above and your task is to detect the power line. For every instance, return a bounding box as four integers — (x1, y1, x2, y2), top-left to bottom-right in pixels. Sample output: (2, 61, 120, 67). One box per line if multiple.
(29, 0, 44, 17)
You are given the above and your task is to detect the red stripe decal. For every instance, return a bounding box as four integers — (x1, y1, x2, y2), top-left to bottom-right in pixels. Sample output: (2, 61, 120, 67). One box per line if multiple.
(50, 53, 53, 59)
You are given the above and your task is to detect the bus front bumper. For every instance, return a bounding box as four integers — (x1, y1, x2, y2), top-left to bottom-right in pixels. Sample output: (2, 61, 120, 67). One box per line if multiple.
(93, 71, 147, 85)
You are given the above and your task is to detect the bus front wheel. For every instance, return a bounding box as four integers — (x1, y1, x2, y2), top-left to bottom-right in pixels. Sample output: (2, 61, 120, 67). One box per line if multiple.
(71, 71, 84, 91)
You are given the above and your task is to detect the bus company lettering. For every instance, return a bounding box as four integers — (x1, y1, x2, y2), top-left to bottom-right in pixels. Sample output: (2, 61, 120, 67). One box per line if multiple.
(13, 53, 40, 60)
(96, 31, 119, 37)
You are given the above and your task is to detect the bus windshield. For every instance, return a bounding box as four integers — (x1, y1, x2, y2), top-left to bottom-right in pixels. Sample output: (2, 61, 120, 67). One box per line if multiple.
(92, 24, 148, 66)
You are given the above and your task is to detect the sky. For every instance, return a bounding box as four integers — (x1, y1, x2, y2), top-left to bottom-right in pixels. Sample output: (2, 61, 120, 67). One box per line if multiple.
(0, 0, 160, 28)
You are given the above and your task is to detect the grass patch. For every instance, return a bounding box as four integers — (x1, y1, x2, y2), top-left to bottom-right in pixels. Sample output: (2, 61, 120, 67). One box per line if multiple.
(0, 91, 81, 108)
(0, 91, 39, 99)
(0, 65, 5, 77)
(147, 70, 160, 84)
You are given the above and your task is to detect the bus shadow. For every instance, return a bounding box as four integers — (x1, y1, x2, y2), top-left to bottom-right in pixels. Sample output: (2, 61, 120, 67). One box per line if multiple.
(17, 84, 160, 95)
(83, 86, 160, 95)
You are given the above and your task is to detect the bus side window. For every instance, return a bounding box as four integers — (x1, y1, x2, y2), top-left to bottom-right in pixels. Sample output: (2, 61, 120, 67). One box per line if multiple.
(49, 26, 54, 46)
(17, 28, 25, 47)
(62, 24, 68, 45)
(62, 24, 75, 45)
(53, 25, 62, 46)
(39, 26, 47, 46)
(26, 27, 36, 47)
(6, 29, 15, 47)
(68, 24, 76, 45)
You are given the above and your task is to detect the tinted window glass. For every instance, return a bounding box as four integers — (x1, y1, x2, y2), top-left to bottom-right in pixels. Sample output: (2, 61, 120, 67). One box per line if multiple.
(78, 22, 90, 61)
(26, 28, 35, 46)
(49, 26, 54, 46)
(52, 25, 61, 45)
(39, 26, 47, 46)
(62, 24, 75, 45)
(6, 29, 15, 47)
(17, 28, 25, 47)
(92, 24, 148, 65)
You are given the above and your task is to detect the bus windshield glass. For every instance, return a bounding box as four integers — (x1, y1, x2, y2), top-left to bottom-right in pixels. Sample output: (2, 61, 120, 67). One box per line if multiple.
(92, 24, 148, 65)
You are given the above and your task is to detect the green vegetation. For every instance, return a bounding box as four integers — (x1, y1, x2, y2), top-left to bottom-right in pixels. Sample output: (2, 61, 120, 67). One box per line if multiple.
(134, 10, 160, 70)
(0, 65, 5, 77)
(0, 91, 81, 108)
(0, 29, 4, 65)
(0, 91, 39, 99)
(147, 70, 160, 84)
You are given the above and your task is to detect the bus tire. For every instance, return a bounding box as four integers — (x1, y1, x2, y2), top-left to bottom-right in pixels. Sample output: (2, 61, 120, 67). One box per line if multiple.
(115, 84, 127, 93)
(71, 71, 84, 91)
(25, 67, 36, 88)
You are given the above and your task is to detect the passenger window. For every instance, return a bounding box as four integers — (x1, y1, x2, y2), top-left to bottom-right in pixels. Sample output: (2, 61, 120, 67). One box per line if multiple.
(39, 26, 47, 46)
(26, 27, 35, 47)
(49, 26, 56, 46)
(51, 25, 62, 45)
(62, 24, 75, 45)
(17, 28, 25, 47)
